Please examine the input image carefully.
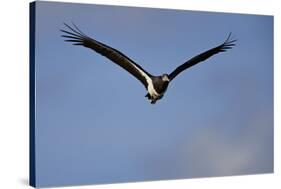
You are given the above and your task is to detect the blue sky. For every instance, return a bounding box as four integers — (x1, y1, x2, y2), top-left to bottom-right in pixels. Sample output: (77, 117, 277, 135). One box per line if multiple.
(34, 1, 273, 187)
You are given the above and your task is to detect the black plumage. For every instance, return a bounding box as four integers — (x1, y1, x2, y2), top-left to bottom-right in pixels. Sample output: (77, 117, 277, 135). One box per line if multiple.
(168, 33, 236, 81)
(61, 23, 236, 104)
(61, 23, 151, 88)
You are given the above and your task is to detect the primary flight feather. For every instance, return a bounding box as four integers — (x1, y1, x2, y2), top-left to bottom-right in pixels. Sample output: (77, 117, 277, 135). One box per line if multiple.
(61, 23, 236, 104)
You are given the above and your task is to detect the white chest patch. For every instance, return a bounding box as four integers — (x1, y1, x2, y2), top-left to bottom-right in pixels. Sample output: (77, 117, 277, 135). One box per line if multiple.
(130, 63, 161, 100)
(131, 63, 159, 97)
(147, 80, 160, 98)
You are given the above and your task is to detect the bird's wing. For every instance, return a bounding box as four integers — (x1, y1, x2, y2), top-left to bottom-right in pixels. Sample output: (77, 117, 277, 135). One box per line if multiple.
(61, 23, 153, 88)
(168, 33, 236, 81)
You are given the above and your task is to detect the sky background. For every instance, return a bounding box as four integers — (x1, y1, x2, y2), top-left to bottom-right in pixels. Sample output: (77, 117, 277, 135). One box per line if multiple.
(33, 1, 273, 187)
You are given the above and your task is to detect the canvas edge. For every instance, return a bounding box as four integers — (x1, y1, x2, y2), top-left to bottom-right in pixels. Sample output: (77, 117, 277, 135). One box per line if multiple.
(29, 1, 36, 188)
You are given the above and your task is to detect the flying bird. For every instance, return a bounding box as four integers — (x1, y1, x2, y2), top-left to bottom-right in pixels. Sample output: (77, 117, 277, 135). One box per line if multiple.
(61, 23, 236, 104)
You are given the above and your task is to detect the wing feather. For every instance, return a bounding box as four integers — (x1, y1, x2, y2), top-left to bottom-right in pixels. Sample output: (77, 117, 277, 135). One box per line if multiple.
(169, 33, 237, 81)
(61, 23, 152, 88)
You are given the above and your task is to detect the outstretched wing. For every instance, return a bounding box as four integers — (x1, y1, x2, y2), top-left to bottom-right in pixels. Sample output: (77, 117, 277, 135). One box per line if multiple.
(168, 33, 236, 81)
(61, 23, 153, 88)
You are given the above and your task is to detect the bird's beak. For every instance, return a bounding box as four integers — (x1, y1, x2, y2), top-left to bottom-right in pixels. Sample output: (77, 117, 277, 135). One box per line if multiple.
(164, 76, 170, 82)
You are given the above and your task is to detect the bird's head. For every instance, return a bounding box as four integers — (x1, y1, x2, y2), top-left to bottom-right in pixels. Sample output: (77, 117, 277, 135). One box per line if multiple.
(161, 74, 170, 82)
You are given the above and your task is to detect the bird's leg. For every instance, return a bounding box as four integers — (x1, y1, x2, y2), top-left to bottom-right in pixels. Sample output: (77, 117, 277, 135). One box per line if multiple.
(145, 93, 156, 104)
(145, 93, 151, 100)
